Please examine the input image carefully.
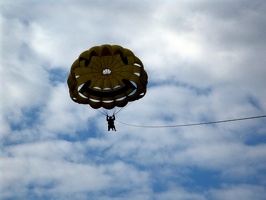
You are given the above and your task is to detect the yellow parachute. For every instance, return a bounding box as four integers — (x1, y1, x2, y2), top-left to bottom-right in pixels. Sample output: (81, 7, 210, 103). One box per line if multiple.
(67, 44, 148, 110)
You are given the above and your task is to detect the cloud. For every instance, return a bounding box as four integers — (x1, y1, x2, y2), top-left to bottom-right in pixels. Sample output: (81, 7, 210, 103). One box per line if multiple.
(1, 0, 266, 199)
(209, 184, 266, 200)
(1, 140, 151, 199)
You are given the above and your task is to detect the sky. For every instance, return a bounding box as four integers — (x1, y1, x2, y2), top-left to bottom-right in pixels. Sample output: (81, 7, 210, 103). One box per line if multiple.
(1, 0, 266, 199)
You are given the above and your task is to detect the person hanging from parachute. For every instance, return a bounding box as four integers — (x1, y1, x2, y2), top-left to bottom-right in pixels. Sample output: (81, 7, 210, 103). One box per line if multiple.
(67, 44, 148, 131)
(106, 114, 116, 131)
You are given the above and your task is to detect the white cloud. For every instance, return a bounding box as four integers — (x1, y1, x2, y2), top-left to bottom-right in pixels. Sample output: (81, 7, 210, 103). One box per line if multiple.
(155, 187, 206, 200)
(1, 0, 266, 199)
(0, 140, 151, 199)
(209, 184, 266, 200)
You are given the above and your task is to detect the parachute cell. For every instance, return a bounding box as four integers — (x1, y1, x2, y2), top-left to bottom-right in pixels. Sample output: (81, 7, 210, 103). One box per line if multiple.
(67, 44, 148, 110)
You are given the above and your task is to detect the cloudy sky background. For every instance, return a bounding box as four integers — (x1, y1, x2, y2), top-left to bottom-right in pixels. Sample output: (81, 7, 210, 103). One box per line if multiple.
(1, 0, 266, 199)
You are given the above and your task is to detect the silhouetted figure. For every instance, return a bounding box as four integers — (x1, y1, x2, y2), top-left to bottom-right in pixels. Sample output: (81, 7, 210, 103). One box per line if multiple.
(107, 115, 116, 131)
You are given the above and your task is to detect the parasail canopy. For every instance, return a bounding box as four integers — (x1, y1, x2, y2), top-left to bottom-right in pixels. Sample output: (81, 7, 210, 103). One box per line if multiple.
(67, 44, 148, 109)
